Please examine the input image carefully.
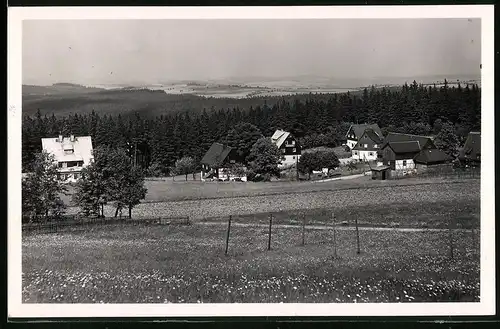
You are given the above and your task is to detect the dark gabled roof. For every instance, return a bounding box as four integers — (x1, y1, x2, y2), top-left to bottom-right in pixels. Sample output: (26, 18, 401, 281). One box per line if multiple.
(200, 142, 233, 167)
(364, 128, 384, 144)
(347, 124, 383, 139)
(371, 165, 390, 172)
(459, 131, 481, 160)
(414, 149, 452, 164)
(382, 132, 435, 149)
(385, 141, 421, 154)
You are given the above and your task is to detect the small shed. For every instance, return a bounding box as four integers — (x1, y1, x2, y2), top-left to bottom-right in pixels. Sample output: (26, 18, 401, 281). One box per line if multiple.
(371, 165, 391, 180)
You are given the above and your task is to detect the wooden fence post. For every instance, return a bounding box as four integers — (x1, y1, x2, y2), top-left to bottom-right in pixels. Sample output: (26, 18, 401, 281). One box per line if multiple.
(332, 211, 337, 258)
(225, 215, 232, 255)
(301, 214, 306, 246)
(355, 216, 360, 254)
(448, 219, 454, 259)
(268, 213, 273, 251)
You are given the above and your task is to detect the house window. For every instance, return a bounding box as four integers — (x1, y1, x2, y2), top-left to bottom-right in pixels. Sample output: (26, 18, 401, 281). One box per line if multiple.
(374, 144, 378, 148)
(390, 160, 395, 170)
(73, 173, 78, 180)
(230, 160, 235, 164)
(58, 162, 63, 168)
(282, 149, 285, 154)
(292, 148, 296, 153)
(403, 160, 407, 167)
(364, 144, 368, 148)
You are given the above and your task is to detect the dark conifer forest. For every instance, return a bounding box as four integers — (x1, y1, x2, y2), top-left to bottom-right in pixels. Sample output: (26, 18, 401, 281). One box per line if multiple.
(22, 80, 481, 173)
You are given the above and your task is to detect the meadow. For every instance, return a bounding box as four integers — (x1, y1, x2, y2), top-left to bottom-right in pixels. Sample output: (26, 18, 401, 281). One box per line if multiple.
(22, 220, 479, 303)
(61, 178, 480, 221)
(23, 178, 480, 303)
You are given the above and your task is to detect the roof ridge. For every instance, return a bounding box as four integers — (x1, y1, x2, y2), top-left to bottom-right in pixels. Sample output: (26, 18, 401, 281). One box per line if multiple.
(387, 132, 433, 138)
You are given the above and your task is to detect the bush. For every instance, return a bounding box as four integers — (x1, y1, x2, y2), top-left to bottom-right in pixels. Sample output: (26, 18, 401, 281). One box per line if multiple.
(146, 162, 163, 177)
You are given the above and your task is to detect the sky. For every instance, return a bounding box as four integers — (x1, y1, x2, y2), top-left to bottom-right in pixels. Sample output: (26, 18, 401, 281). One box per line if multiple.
(22, 19, 481, 86)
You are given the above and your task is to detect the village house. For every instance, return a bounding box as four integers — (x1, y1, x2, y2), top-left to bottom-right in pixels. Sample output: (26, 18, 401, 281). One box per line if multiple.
(351, 128, 384, 162)
(345, 123, 383, 150)
(41, 134, 94, 183)
(379, 132, 436, 175)
(200, 142, 247, 181)
(271, 129, 301, 168)
(459, 131, 481, 167)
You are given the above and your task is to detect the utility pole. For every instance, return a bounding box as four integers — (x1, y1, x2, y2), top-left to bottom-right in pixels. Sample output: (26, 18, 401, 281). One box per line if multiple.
(296, 154, 299, 181)
(134, 139, 138, 168)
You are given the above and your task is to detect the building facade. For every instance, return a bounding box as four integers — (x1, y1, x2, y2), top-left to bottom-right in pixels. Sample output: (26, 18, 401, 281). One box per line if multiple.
(271, 129, 301, 168)
(351, 128, 384, 162)
(345, 123, 383, 150)
(200, 142, 247, 181)
(459, 131, 481, 167)
(41, 135, 94, 183)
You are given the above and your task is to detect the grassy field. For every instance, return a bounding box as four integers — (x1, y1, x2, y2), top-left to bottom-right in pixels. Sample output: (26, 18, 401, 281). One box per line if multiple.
(61, 175, 477, 204)
(22, 220, 479, 303)
(61, 179, 479, 222)
(23, 177, 480, 303)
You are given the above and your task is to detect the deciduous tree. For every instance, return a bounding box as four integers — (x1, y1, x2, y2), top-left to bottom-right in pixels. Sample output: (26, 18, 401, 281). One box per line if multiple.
(22, 151, 67, 222)
(174, 156, 196, 181)
(247, 137, 283, 179)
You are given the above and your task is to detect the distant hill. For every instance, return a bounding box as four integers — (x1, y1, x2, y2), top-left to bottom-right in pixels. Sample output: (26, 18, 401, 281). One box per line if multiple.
(22, 86, 295, 118)
(22, 74, 480, 118)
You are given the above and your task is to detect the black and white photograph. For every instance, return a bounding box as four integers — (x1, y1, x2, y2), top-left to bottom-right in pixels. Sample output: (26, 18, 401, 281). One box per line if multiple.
(8, 5, 495, 318)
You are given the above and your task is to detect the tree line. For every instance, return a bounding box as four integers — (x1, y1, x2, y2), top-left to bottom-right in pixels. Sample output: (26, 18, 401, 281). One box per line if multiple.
(22, 80, 481, 174)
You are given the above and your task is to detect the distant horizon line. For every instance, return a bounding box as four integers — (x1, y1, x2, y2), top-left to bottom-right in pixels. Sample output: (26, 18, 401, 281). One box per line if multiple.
(23, 72, 481, 88)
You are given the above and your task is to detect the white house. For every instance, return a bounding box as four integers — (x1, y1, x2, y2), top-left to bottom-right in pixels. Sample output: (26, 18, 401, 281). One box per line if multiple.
(345, 123, 383, 150)
(271, 129, 301, 168)
(351, 128, 384, 162)
(41, 135, 94, 183)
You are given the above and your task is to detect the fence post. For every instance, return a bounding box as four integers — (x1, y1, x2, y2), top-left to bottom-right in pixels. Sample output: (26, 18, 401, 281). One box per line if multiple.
(301, 214, 306, 246)
(268, 213, 273, 251)
(332, 211, 337, 258)
(448, 219, 454, 259)
(355, 216, 360, 254)
(225, 215, 232, 255)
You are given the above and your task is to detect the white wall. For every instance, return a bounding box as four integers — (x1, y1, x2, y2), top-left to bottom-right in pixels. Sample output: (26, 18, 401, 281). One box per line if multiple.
(201, 167, 248, 182)
(279, 154, 300, 168)
(346, 139, 357, 150)
(395, 159, 415, 171)
(351, 150, 378, 161)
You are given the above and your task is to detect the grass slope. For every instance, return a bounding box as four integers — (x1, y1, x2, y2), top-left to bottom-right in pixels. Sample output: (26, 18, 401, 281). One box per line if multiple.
(22, 221, 479, 303)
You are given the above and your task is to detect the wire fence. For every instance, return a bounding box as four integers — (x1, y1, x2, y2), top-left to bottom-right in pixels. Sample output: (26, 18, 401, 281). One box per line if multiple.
(391, 167, 480, 180)
(22, 215, 191, 235)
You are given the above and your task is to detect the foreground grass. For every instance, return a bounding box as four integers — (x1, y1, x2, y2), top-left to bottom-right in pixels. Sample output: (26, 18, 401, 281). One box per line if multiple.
(23, 220, 479, 303)
(201, 199, 480, 230)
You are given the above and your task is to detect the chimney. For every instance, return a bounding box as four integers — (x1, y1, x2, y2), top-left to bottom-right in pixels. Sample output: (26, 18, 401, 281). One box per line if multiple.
(70, 135, 75, 142)
(58, 134, 63, 142)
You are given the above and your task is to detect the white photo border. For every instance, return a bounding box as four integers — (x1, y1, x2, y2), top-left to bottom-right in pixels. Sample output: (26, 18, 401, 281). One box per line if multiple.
(7, 5, 495, 318)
